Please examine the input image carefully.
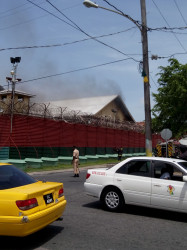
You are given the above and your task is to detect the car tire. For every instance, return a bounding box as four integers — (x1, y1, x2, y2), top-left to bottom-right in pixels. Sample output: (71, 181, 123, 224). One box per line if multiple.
(101, 187, 124, 212)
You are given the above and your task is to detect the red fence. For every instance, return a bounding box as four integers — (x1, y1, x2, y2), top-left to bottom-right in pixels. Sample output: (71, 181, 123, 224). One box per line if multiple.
(0, 115, 161, 149)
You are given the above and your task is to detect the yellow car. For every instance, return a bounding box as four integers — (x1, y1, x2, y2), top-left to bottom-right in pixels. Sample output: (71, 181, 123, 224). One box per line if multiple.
(0, 163, 67, 237)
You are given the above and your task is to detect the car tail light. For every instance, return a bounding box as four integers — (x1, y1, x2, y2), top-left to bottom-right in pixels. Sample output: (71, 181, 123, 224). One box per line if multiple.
(86, 173, 91, 179)
(16, 198, 38, 211)
(58, 188, 64, 197)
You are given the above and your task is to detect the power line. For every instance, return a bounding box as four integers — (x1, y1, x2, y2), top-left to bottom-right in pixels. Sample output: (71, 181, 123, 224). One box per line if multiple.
(0, 13, 48, 31)
(23, 1, 185, 92)
(1, 24, 187, 52)
(1, 0, 186, 34)
(0, 27, 137, 52)
(102, 0, 187, 34)
(0, 1, 77, 31)
(0, 1, 82, 31)
(3, 0, 186, 61)
(150, 73, 158, 88)
(21, 58, 137, 83)
(151, 0, 187, 52)
(149, 26, 187, 31)
(0, 1, 46, 21)
(102, 0, 142, 29)
(43, 0, 139, 62)
(27, 0, 78, 30)
(0, 1, 80, 20)
(152, 51, 187, 60)
(26, 0, 139, 62)
(2, 58, 137, 88)
(173, 0, 187, 26)
(0, 2, 28, 16)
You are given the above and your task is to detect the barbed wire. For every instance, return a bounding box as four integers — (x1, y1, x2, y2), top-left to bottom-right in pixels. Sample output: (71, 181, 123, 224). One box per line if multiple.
(0, 100, 144, 133)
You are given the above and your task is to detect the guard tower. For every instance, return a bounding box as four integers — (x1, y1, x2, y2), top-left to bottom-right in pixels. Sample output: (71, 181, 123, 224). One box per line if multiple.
(0, 89, 34, 114)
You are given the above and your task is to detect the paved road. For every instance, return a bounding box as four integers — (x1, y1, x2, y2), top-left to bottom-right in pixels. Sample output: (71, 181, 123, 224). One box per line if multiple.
(1, 167, 187, 250)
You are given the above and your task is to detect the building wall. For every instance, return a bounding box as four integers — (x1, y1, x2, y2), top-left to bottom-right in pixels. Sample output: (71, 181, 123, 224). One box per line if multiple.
(0, 114, 162, 159)
(0, 93, 30, 113)
(97, 101, 128, 122)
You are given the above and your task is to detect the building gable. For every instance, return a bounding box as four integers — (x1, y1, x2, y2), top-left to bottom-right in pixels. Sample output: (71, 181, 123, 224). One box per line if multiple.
(44, 95, 135, 123)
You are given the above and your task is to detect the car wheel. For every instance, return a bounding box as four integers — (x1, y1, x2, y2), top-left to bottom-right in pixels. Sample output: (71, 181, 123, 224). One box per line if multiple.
(101, 187, 124, 212)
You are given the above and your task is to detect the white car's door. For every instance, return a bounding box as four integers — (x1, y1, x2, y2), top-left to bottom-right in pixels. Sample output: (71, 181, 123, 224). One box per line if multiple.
(114, 160, 152, 205)
(151, 160, 187, 211)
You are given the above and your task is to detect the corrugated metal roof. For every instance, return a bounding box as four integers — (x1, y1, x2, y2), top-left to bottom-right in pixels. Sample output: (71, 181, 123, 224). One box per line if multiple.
(44, 95, 135, 122)
(46, 95, 118, 114)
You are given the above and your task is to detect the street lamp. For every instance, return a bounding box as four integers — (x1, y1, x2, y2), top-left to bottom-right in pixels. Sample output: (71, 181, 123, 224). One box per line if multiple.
(83, 0, 152, 156)
(83, 0, 141, 30)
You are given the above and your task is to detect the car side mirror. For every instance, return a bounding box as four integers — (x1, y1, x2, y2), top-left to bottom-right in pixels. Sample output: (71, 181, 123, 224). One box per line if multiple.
(183, 175, 187, 182)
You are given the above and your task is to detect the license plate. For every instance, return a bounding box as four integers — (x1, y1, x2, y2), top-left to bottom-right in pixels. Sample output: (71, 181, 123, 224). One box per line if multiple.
(44, 193, 54, 204)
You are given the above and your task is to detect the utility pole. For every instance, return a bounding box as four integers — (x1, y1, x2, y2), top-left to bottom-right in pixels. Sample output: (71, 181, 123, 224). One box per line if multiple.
(10, 64, 17, 134)
(140, 0, 152, 156)
(8, 57, 21, 133)
(83, 0, 153, 156)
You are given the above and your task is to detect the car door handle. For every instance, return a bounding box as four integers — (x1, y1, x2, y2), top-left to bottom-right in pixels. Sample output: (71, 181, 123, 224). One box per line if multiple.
(117, 179, 122, 181)
(154, 184, 161, 187)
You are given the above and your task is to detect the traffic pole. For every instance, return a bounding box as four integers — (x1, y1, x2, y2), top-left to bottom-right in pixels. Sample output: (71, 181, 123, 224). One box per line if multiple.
(140, 0, 152, 156)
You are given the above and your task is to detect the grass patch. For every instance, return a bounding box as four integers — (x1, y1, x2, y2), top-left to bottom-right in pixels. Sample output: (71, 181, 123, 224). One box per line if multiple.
(25, 158, 123, 173)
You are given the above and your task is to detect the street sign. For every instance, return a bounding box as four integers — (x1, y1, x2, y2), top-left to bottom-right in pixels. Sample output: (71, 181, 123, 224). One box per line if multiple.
(161, 129, 172, 140)
(161, 129, 172, 158)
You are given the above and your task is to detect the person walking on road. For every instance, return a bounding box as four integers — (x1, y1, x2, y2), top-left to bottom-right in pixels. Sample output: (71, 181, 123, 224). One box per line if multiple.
(72, 146, 79, 177)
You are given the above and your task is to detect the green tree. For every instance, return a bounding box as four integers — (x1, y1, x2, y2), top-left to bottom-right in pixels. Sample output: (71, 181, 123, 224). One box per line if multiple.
(152, 58, 187, 138)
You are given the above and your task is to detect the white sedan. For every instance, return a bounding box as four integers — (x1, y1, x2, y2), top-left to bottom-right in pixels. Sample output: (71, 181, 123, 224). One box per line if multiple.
(84, 157, 187, 212)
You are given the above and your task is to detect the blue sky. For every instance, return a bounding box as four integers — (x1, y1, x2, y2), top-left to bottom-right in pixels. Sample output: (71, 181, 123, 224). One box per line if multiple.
(0, 0, 187, 121)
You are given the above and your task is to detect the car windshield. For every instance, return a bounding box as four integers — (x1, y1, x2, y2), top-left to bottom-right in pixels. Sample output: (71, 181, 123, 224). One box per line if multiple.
(178, 161, 187, 170)
(0, 164, 36, 190)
